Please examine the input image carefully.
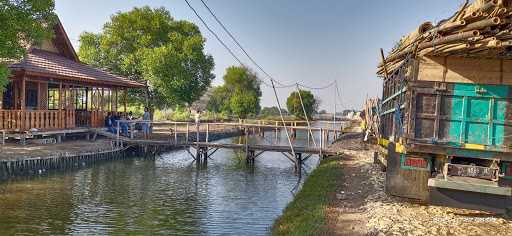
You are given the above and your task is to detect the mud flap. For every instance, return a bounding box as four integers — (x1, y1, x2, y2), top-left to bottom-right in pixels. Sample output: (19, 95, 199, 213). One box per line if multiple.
(385, 142, 431, 201)
(429, 187, 512, 216)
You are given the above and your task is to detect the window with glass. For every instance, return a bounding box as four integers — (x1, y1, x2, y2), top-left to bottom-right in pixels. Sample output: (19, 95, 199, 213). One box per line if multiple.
(48, 88, 59, 110)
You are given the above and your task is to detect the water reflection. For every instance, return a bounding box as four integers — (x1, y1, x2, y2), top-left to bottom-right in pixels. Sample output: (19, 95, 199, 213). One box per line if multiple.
(0, 123, 344, 235)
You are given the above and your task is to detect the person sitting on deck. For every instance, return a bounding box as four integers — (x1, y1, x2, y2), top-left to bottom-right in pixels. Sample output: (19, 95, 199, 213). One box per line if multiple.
(119, 113, 130, 137)
(105, 112, 117, 134)
(127, 111, 134, 121)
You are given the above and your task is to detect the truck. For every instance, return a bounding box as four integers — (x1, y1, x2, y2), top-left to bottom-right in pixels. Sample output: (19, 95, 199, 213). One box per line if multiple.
(377, 0, 512, 215)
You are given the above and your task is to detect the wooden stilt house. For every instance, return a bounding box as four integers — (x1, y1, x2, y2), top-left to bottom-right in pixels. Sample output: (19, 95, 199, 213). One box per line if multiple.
(0, 19, 144, 132)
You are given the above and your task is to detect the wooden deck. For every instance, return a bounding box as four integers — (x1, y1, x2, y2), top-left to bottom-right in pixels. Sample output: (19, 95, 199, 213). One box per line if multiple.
(189, 142, 339, 156)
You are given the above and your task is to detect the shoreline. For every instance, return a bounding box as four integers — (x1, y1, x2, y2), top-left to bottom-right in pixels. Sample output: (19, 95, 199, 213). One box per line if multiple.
(271, 133, 512, 235)
(0, 129, 241, 181)
(272, 155, 343, 236)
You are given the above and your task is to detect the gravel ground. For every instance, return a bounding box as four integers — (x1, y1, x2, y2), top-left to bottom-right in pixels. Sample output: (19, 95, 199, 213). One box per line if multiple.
(323, 134, 512, 236)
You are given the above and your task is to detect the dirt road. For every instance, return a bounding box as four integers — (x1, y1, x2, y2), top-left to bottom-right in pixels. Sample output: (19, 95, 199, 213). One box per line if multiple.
(322, 134, 512, 235)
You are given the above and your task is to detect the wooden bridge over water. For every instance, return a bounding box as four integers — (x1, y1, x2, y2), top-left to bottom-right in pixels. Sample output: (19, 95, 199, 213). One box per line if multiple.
(106, 120, 346, 174)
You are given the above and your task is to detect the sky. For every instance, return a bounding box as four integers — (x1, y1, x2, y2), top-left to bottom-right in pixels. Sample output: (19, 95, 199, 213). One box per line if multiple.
(55, 0, 463, 111)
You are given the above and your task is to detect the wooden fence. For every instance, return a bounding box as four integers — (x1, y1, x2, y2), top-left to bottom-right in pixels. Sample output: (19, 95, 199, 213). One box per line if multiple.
(0, 110, 75, 131)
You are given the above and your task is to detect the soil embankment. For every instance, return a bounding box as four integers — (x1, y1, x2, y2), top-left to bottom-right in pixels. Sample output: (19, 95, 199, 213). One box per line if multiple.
(323, 134, 512, 235)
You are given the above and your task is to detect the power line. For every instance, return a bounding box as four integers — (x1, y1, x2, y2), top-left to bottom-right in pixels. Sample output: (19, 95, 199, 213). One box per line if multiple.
(198, 0, 322, 89)
(184, 0, 246, 67)
(297, 81, 336, 90)
(187, 0, 348, 109)
(185, 0, 297, 90)
(189, 0, 297, 156)
(198, 0, 277, 83)
(192, 0, 340, 91)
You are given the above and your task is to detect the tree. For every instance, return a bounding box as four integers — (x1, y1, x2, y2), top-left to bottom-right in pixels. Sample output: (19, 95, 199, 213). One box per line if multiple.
(206, 66, 261, 118)
(230, 89, 259, 119)
(78, 6, 215, 108)
(286, 89, 319, 119)
(0, 0, 56, 91)
(260, 106, 288, 117)
(206, 86, 231, 113)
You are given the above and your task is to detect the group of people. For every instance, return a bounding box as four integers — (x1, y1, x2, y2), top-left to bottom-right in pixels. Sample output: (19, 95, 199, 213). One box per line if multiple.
(105, 107, 151, 139)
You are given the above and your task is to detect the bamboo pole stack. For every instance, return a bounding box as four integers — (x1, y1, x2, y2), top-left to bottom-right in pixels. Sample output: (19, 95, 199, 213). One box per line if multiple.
(378, 0, 512, 76)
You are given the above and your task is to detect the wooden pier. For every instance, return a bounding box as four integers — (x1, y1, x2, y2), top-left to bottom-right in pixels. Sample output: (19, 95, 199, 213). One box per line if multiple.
(111, 120, 344, 174)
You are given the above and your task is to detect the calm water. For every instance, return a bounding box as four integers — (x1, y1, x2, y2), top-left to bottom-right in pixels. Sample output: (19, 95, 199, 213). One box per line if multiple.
(0, 125, 340, 235)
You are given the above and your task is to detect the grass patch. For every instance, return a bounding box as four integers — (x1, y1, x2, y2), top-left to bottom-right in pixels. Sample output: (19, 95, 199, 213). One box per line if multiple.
(272, 156, 342, 236)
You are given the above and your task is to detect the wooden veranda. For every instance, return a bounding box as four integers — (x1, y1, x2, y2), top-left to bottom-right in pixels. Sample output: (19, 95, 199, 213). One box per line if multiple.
(0, 18, 144, 132)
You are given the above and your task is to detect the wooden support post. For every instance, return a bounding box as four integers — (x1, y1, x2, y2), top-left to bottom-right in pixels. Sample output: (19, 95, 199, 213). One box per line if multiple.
(320, 128, 324, 156)
(20, 77, 26, 110)
(100, 88, 104, 111)
(174, 123, 178, 145)
(124, 88, 128, 113)
(186, 123, 189, 144)
(196, 121, 200, 159)
(58, 82, 63, 128)
(113, 88, 118, 112)
(307, 129, 311, 146)
(196, 146, 201, 165)
(20, 77, 26, 130)
(245, 130, 249, 156)
(36, 82, 41, 110)
(206, 123, 209, 143)
(203, 147, 208, 166)
(296, 153, 302, 176)
(380, 48, 390, 79)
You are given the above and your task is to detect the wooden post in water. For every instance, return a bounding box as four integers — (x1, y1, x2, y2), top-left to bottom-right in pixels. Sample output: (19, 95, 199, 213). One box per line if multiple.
(186, 123, 189, 144)
(307, 128, 311, 146)
(174, 123, 178, 145)
(245, 130, 249, 157)
(296, 153, 302, 176)
(206, 123, 209, 143)
(320, 128, 323, 157)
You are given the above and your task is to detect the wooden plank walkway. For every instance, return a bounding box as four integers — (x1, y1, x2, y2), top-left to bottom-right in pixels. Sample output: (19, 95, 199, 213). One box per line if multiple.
(96, 121, 344, 158)
(189, 142, 339, 156)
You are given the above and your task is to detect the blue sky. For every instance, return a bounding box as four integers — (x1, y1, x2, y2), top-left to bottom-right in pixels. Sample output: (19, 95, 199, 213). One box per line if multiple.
(55, 0, 463, 111)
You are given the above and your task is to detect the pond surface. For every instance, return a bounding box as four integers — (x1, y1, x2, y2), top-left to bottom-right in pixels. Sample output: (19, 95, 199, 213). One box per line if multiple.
(0, 126, 340, 235)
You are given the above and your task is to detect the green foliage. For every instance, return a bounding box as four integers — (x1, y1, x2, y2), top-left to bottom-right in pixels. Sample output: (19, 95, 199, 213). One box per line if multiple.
(286, 90, 318, 119)
(230, 89, 259, 119)
(206, 86, 231, 113)
(206, 66, 261, 118)
(78, 6, 215, 108)
(0, 65, 9, 91)
(153, 107, 228, 121)
(153, 106, 190, 121)
(0, 0, 56, 90)
(272, 156, 343, 236)
(259, 106, 288, 118)
(223, 66, 262, 97)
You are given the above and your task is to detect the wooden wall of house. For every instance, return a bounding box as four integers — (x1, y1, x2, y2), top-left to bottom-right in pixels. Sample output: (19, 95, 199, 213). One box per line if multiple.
(417, 56, 512, 85)
(39, 82, 48, 110)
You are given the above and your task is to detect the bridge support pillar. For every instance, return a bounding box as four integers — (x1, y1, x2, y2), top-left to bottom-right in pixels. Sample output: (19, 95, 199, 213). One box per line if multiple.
(202, 147, 208, 166)
(295, 153, 303, 176)
(196, 147, 209, 166)
(246, 150, 255, 165)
